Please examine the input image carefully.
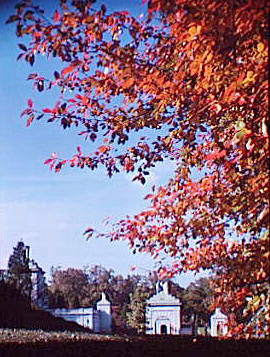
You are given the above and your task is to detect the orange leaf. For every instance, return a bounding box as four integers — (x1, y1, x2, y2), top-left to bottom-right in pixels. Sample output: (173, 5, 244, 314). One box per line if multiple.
(205, 52, 213, 63)
(190, 61, 200, 76)
(197, 25, 202, 35)
(62, 65, 75, 76)
(188, 26, 197, 37)
(257, 42, 264, 52)
(188, 25, 201, 38)
(223, 82, 236, 101)
(122, 77, 134, 89)
(99, 145, 109, 154)
(204, 65, 212, 81)
(81, 96, 88, 105)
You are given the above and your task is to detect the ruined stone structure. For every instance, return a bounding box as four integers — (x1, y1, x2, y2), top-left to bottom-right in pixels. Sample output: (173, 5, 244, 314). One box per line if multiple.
(29, 259, 48, 308)
(1, 242, 47, 309)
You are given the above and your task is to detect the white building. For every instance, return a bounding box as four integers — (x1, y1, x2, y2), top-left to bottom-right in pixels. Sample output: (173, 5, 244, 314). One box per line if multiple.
(50, 292, 112, 333)
(145, 281, 182, 335)
(210, 308, 228, 337)
(51, 307, 96, 330)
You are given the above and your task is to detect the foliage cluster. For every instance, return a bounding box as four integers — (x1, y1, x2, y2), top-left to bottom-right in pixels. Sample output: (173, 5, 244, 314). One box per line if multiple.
(7, 0, 269, 337)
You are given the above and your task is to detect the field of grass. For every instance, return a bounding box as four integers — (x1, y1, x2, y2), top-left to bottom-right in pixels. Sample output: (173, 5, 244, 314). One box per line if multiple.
(0, 328, 269, 357)
(0, 328, 123, 343)
(0, 283, 269, 356)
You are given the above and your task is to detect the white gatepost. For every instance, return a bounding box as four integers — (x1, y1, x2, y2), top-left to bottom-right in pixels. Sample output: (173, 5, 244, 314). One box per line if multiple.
(96, 292, 112, 333)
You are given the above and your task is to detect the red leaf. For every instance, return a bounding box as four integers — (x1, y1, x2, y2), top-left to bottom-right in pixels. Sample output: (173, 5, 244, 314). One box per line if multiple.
(218, 150, 226, 158)
(54, 10, 60, 23)
(43, 108, 52, 113)
(27, 115, 34, 127)
(144, 194, 154, 200)
(28, 98, 33, 108)
(77, 146, 82, 155)
(116, 11, 130, 16)
(84, 227, 94, 234)
(84, 227, 94, 240)
(55, 162, 62, 173)
(33, 32, 42, 39)
(44, 158, 53, 165)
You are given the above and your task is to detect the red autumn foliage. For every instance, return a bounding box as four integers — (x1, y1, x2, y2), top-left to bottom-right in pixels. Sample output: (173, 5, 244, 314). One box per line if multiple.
(9, 0, 269, 338)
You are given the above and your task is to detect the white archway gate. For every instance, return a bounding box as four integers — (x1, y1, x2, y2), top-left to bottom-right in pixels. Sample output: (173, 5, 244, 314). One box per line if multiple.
(155, 318, 171, 334)
(145, 282, 182, 335)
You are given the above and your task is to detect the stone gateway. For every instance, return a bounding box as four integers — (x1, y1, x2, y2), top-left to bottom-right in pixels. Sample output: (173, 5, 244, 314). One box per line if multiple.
(210, 308, 228, 337)
(145, 281, 182, 335)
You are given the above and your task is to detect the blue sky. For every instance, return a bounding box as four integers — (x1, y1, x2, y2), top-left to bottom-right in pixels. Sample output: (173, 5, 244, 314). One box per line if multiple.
(0, 0, 203, 287)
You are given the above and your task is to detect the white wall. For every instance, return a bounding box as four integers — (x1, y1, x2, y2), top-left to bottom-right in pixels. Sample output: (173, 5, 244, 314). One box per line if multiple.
(51, 307, 95, 330)
(146, 305, 181, 334)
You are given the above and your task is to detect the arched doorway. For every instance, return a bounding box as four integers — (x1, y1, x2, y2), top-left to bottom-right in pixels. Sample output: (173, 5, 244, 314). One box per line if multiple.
(160, 324, 167, 334)
(155, 319, 170, 334)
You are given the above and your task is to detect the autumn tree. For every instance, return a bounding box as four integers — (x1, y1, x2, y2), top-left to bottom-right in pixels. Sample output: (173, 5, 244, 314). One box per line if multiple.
(8, 0, 269, 338)
(83, 265, 116, 304)
(49, 267, 89, 308)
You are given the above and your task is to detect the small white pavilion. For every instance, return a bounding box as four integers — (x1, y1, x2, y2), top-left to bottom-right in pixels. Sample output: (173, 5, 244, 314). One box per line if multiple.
(210, 308, 228, 337)
(145, 281, 182, 335)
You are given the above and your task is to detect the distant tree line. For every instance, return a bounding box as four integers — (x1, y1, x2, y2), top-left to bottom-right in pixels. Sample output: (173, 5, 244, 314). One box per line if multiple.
(4, 241, 214, 333)
(48, 266, 214, 332)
